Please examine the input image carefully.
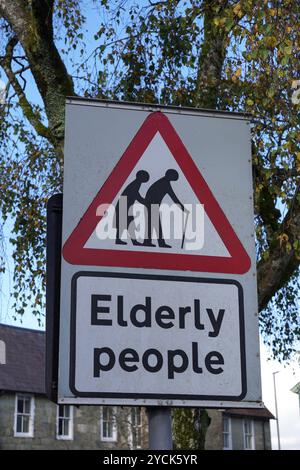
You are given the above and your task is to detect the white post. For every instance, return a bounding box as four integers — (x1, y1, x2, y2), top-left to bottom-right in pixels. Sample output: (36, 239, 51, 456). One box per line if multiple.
(272, 371, 281, 450)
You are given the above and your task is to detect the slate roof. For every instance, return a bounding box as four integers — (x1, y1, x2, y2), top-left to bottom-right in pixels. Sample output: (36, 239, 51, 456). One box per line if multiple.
(0, 323, 45, 394)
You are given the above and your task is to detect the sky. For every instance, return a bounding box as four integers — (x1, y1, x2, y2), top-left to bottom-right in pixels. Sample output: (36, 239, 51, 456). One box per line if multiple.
(260, 340, 300, 450)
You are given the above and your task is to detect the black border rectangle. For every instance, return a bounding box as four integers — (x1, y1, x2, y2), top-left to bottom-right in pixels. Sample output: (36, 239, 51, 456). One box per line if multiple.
(69, 272, 246, 402)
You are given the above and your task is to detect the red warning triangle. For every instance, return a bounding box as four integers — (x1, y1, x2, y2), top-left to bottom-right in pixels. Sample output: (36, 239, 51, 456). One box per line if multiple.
(63, 112, 251, 274)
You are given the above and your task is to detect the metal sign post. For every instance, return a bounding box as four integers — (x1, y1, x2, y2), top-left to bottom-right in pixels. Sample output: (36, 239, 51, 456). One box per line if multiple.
(45, 193, 62, 403)
(148, 408, 173, 450)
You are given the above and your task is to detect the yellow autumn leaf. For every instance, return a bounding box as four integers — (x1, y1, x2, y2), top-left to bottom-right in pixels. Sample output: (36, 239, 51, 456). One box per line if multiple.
(278, 233, 289, 248)
(233, 3, 243, 17)
(284, 45, 293, 55)
(283, 142, 292, 150)
(266, 36, 277, 48)
(296, 152, 300, 171)
(235, 68, 242, 77)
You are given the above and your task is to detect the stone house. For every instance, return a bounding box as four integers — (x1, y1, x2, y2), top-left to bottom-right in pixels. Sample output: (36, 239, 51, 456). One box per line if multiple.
(206, 408, 273, 450)
(0, 323, 147, 449)
(0, 323, 273, 449)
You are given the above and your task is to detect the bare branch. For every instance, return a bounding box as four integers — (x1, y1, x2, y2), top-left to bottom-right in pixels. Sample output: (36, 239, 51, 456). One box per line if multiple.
(0, 35, 53, 141)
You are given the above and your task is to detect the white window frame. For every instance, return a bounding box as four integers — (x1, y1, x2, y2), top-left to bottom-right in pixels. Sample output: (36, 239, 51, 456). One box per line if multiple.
(100, 406, 117, 442)
(0, 339, 6, 364)
(222, 415, 232, 450)
(14, 394, 35, 438)
(129, 408, 142, 449)
(243, 418, 255, 450)
(56, 404, 74, 440)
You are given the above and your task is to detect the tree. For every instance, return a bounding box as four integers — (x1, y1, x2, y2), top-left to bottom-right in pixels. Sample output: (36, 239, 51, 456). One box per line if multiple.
(0, 0, 299, 448)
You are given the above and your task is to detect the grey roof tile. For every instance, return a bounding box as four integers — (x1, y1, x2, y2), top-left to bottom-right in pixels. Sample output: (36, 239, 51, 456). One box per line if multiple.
(0, 324, 45, 394)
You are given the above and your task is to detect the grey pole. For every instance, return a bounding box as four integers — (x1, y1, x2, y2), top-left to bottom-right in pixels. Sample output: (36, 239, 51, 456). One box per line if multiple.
(147, 407, 173, 450)
(272, 371, 281, 450)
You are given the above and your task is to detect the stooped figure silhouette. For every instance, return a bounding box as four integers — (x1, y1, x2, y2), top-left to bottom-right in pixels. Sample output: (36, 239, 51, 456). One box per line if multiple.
(115, 170, 149, 245)
(143, 169, 185, 248)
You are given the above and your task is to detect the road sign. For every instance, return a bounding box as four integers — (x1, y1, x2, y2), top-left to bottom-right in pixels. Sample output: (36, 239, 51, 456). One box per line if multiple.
(63, 112, 250, 274)
(58, 99, 262, 408)
(70, 272, 246, 401)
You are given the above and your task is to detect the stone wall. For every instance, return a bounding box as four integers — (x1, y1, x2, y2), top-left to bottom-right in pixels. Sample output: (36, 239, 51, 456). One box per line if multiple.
(0, 393, 271, 450)
(205, 409, 223, 450)
(254, 419, 272, 450)
(0, 393, 148, 450)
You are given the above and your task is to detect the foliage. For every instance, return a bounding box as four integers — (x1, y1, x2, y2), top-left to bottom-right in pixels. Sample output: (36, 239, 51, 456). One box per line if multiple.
(173, 408, 199, 449)
(0, 110, 61, 320)
(173, 408, 211, 449)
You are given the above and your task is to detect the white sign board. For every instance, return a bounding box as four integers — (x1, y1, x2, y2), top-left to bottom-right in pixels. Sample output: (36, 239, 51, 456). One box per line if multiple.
(58, 99, 262, 408)
(70, 272, 245, 401)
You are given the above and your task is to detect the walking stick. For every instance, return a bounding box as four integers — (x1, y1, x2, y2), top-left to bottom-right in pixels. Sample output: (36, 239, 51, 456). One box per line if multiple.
(181, 209, 189, 249)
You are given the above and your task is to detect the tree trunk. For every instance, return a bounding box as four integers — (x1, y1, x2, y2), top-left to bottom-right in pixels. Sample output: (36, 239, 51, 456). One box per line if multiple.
(257, 198, 300, 311)
(195, 0, 229, 109)
(0, 0, 74, 147)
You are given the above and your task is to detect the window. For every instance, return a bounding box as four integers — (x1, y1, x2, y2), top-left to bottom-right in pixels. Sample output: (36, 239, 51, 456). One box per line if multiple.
(243, 419, 255, 450)
(130, 408, 142, 449)
(222, 416, 232, 450)
(101, 407, 117, 442)
(14, 394, 34, 437)
(56, 405, 73, 440)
